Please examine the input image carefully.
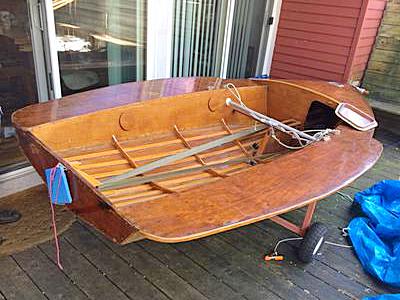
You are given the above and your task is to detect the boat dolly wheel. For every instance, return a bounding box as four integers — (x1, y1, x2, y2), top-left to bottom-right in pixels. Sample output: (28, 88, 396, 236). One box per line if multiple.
(298, 222, 327, 263)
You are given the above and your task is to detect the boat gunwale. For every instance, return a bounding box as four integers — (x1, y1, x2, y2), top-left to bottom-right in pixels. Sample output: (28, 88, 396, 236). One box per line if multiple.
(118, 124, 383, 243)
(11, 78, 381, 244)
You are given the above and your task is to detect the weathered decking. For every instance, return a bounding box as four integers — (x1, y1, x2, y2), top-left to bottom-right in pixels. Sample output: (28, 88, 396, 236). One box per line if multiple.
(0, 127, 399, 300)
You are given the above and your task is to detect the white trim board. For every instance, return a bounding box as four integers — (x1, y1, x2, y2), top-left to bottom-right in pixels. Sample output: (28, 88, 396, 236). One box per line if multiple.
(43, 0, 62, 99)
(220, 0, 236, 79)
(262, 0, 282, 75)
(0, 167, 43, 198)
(28, 0, 51, 101)
(146, 0, 174, 80)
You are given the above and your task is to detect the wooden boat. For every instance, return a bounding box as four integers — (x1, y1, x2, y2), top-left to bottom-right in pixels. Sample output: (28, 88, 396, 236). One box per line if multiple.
(13, 77, 382, 253)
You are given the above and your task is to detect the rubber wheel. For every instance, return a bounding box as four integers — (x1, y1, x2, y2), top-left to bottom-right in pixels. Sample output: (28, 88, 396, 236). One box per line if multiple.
(298, 222, 327, 263)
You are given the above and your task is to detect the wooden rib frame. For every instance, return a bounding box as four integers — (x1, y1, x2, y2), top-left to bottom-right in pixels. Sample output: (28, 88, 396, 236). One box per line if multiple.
(64, 119, 301, 210)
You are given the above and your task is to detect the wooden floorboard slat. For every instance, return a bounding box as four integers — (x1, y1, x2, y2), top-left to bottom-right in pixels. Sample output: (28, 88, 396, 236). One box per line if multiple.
(63, 223, 170, 300)
(279, 196, 400, 294)
(39, 238, 130, 300)
(12, 247, 88, 299)
(173, 240, 282, 300)
(254, 221, 377, 299)
(199, 234, 319, 300)
(138, 240, 246, 300)
(0, 256, 46, 300)
(225, 223, 356, 300)
(206, 230, 344, 300)
(81, 223, 210, 300)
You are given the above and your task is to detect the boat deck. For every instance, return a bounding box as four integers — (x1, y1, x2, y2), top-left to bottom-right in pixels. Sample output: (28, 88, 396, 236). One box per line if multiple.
(0, 127, 398, 299)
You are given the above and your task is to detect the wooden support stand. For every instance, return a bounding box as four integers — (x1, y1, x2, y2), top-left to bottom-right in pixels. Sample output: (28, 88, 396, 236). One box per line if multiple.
(270, 201, 317, 236)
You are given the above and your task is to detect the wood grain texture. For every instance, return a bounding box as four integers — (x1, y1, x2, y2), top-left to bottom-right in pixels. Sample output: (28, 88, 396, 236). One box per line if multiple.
(0, 127, 397, 300)
(363, 0, 400, 104)
(118, 126, 382, 242)
(12, 77, 381, 244)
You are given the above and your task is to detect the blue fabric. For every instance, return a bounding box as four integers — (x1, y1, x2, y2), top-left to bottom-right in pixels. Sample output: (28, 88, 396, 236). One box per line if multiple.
(363, 294, 400, 300)
(253, 74, 270, 79)
(45, 164, 72, 205)
(349, 180, 400, 288)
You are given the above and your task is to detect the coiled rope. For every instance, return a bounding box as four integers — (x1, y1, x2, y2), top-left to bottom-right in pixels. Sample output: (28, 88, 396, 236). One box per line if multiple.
(225, 83, 340, 150)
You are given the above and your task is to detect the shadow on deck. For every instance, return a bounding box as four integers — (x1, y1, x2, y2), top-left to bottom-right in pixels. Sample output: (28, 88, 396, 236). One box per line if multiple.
(0, 127, 399, 300)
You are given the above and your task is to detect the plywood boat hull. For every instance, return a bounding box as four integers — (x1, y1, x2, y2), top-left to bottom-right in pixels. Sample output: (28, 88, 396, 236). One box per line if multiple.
(13, 78, 382, 244)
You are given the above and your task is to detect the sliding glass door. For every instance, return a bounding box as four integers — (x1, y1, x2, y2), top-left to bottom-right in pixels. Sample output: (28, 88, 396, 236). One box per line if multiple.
(171, 0, 268, 78)
(227, 0, 268, 78)
(53, 0, 147, 96)
(48, 0, 272, 97)
(0, 0, 39, 173)
(0, 0, 276, 176)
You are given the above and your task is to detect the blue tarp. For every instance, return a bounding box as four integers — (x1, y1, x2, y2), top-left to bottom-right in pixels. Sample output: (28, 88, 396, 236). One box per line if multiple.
(348, 180, 400, 288)
(364, 294, 400, 300)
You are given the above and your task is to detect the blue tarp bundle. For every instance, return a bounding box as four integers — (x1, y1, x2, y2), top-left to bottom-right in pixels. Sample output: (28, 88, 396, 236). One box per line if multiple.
(364, 295, 400, 300)
(348, 180, 400, 289)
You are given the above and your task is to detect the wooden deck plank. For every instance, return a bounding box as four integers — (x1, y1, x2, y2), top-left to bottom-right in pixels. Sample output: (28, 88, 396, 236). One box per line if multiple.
(12, 247, 88, 299)
(255, 221, 377, 299)
(212, 227, 346, 300)
(82, 224, 210, 300)
(173, 241, 282, 300)
(63, 223, 170, 300)
(138, 240, 246, 300)
(106, 246, 209, 300)
(286, 187, 400, 295)
(39, 238, 130, 300)
(0, 256, 46, 300)
(198, 234, 319, 300)
(259, 207, 399, 295)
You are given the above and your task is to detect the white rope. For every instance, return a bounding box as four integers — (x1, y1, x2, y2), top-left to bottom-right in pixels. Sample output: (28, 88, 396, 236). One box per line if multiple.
(225, 83, 245, 106)
(225, 83, 339, 151)
(325, 241, 353, 249)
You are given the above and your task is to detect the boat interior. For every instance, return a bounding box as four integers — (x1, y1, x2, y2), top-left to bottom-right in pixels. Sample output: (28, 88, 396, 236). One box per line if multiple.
(28, 81, 343, 211)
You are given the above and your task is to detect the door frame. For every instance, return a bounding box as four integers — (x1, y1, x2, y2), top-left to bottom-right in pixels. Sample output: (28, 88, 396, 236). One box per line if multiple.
(0, 0, 49, 195)
(29, 0, 62, 100)
(28, 0, 62, 100)
(27, 0, 50, 101)
(41, 0, 62, 99)
(260, 0, 282, 76)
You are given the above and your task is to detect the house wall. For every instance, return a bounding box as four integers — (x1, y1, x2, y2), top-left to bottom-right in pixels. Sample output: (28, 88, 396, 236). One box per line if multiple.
(348, 0, 387, 82)
(362, 0, 400, 104)
(269, 0, 386, 82)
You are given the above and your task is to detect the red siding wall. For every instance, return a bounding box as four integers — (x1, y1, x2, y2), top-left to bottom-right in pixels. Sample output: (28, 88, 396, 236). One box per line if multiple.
(270, 0, 386, 83)
(348, 0, 386, 81)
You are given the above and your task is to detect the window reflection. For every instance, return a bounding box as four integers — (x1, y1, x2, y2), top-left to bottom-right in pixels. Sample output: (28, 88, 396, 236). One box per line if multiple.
(0, 1, 38, 173)
(53, 0, 147, 96)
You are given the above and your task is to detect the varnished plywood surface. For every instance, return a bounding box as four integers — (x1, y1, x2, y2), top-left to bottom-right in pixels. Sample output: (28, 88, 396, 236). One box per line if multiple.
(12, 77, 382, 244)
(12, 78, 373, 129)
(12, 77, 254, 128)
(118, 126, 382, 242)
(0, 127, 398, 300)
